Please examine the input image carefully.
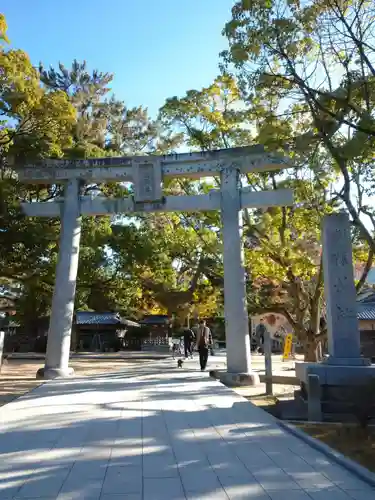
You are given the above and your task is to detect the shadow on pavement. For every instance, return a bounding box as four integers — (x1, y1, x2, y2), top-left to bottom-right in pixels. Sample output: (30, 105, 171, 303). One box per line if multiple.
(0, 367, 370, 499)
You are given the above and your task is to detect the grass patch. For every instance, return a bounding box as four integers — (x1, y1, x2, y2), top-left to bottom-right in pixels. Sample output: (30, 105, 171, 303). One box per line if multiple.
(236, 390, 281, 417)
(227, 382, 296, 417)
(295, 423, 375, 474)
(246, 394, 278, 408)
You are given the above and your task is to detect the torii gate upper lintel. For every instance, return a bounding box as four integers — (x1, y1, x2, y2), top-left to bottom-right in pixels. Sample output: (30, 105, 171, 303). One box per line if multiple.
(16, 146, 293, 381)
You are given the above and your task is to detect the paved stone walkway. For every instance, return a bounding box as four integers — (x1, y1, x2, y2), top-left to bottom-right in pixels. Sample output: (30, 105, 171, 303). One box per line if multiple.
(0, 361, 374, 500)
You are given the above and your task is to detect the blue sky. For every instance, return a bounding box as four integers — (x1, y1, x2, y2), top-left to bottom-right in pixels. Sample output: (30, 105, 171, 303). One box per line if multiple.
(2, 0, 233, 117)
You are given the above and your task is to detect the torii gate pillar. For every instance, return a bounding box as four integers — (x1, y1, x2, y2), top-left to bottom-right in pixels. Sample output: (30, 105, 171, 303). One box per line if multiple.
(220, 167, 254, 378)
(37, 179, 82, 379)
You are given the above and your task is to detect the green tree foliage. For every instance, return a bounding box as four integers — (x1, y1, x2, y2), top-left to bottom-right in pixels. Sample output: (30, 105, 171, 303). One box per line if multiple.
(220, 0, 375, 357)
(160, 74, 253, 150)
(0, 51, 75, 161)
(0, 13, 9, 45)
(39, 60, 113, 158)
(109, 206, 221, 322)
(0, 14, 182, 328)
(0, 21, 76, 325)
(223, 0, 375, 253)
(245, 177, 332, 360)
(39, 60, 180, 159)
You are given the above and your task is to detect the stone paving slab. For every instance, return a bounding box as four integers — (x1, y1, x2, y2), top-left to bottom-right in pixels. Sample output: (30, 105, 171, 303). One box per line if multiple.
(0, 364, 374, 499)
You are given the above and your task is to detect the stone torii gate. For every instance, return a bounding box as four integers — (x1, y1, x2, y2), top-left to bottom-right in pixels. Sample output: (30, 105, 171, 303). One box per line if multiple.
(16, 145, 292, 380)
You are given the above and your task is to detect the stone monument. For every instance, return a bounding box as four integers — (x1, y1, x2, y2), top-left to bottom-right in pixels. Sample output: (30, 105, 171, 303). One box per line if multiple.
(295, 212, 375, 417)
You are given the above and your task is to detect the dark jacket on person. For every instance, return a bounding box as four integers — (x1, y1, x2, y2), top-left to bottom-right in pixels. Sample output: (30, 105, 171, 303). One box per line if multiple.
(183, 329, 194, 344)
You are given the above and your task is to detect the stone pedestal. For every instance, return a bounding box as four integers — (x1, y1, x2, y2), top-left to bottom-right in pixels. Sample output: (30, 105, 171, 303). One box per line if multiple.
(295, 213, 375, 418)
(220, 167, 259, 385)
(295, 363, 375, 418)
(296, 363, 375, 387)
(307, 374, 322, 422)
(37, 179, 82, 380)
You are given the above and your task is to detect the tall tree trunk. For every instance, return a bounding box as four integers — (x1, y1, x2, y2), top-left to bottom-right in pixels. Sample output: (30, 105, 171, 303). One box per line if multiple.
(303, 338, 318, 362)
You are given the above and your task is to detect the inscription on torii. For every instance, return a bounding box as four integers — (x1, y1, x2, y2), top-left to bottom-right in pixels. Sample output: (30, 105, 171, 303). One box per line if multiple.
(132, 158, 162, 203)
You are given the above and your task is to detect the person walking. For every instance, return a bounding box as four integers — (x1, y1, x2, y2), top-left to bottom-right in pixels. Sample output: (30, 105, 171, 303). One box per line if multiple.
(196, 320, 212, 371)
(183, 327, 195, 358)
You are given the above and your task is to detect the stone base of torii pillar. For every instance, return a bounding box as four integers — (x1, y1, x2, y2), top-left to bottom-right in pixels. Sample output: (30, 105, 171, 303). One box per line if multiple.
(36, 366, 75, 380)
(209, 371, 260, 387)
(295, 213, 375, 418)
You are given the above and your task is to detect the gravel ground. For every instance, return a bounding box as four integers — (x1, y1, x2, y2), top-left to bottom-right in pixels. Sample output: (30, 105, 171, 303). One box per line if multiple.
(0, 357, 147, 407)
(0, 351, 300, 408)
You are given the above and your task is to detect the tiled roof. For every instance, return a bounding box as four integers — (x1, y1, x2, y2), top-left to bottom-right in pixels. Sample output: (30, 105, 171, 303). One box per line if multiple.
(76, 312, 122, 325)
(75, 311, 140, 327)
(140, 315, 170, 325)
(358, 291, 375, 304)
(357, 305, 375, 321)
(75, 311, 141, 327)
